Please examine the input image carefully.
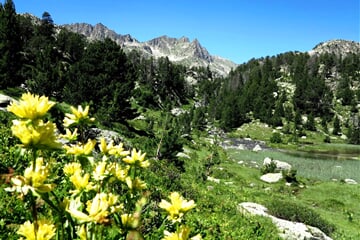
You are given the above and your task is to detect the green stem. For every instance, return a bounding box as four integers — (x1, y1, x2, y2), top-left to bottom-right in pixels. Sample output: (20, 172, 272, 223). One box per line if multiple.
(30, 149, 38, 238)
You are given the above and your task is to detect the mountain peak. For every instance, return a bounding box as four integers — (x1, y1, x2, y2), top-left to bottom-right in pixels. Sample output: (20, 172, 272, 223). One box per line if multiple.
(62, 23, 237, 76)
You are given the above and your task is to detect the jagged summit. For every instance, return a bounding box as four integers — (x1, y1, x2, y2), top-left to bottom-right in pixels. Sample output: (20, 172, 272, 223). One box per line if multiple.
(62, 22, 237, 76)
(63, 23, 138, 46)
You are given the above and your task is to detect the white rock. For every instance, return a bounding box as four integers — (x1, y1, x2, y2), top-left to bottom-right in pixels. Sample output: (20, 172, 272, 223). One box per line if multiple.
(340, 134, 348, 140)
(207, 176, 220, 183)
(238, 160, 244, 165)
(344, 178, 358, 184)
(238, 202, 333, 240)
(253, 144, 262, 152)
(260, 173, 283, 183)
(176, 152, 190, 159)
(263, 158, 292, 171)
(263, 157, 272, 165)
(238, 144, 246, 150)
(274, 160, 292, 171)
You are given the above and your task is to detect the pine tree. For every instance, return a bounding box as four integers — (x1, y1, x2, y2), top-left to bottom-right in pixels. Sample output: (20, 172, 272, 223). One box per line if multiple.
(332, 116, 341, 135)
(0, 0, 23, 87)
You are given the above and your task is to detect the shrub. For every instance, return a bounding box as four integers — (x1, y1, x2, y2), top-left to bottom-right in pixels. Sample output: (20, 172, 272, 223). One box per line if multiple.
(270, 132, 282, 143)
(260, 159, 277, 174)
(267, 199, 335, 236)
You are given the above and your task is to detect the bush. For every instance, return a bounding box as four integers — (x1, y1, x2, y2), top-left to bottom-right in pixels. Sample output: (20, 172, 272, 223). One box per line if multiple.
(267, 199, 335, 236)
(260, 159, 277, 174)
(270, 132, 282, 143)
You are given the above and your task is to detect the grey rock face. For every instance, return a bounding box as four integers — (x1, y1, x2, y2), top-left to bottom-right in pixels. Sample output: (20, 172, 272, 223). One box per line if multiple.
(62, 23, 237, 76)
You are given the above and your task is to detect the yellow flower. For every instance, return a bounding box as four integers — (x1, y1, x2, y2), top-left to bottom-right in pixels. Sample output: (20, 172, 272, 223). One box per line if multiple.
(108, 162, 129, 182)
(69, 171, 93, 194)
(163, 226, 202, 240)
(77, 225, 87, 240)
(108, 142, 130, 157)
(63, 162, 82, 176)
(63, 105, 95, 127)
(11, 120, 61, 149)
(17, 220, 56, 240)
(67, 193, 118, 224)
(6, 158, 54, 196)
(121, 213, 140, 229)
(92, 160, 108, 181)
(7, 92, 55, 120)
(61, 128, 78, 141)
(99, 137, 114, 155)
(64, 139, 96, 156)
(159, 192, 196, 222)
(122, 148, 149, 168)
(23, 157, 54, 192)
(126, 177, 147, 191)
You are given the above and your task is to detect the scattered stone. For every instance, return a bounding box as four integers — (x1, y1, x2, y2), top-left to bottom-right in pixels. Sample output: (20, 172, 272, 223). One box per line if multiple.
(249, 183, 256, 188)
(260, 173, 283, 183)
(252, 144, 262, 152)
(238, 202, 333, 240)
(238, 144, 246, 150)
(207, 176, 220, 183)
(224, 182, 233, 185)
(237, 160, 244, 165)
(340, 134, 348, 140)
(344, 178, 358, 184)
(207, 186, 214, 191)
(176, 152, 190, 159)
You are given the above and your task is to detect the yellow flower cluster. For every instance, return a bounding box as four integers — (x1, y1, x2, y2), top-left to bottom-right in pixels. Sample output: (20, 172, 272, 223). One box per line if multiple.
(99, 137, 129, 156)
(64, 162, 94, 195)
(7, 92, 55, 120)
(123, 148, 149, 168)
(7, 93, 60, 149)
(66, 192, 122, 224)
(64, 139, 96, 156)
(6, 157, 54, 196)
(11, 119, 60, 149)
(17, 219, 56, 240)
(159, 192, 196, 223)
(63, 105, 95, 127)
(5, 92, 202, 239)
(163, 225, 202, 240)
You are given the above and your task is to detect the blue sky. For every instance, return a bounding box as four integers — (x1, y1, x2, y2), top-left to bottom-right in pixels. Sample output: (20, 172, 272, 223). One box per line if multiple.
(8, 0, 360, 64)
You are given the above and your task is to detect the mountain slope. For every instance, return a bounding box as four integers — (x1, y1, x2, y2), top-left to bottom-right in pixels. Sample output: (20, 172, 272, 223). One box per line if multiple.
(62, 23, 237, 76)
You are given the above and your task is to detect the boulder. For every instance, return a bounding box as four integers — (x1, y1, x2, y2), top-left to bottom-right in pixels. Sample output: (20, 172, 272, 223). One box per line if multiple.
(238, 202, 333, 240)
(260, 173, 283, 183)
(344, 178, 358, 184)
(253, 144, 262, 152)
(263, 157, 292, 172)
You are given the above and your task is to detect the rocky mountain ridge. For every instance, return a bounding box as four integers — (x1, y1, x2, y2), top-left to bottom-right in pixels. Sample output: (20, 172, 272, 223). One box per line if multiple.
(309, 39, 360, 56)
(62, 23, 237, 76)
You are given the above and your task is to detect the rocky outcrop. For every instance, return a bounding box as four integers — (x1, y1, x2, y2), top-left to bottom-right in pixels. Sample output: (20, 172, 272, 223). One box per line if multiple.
(238, 202, 333, 240)
(310, 39, 360, 56)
